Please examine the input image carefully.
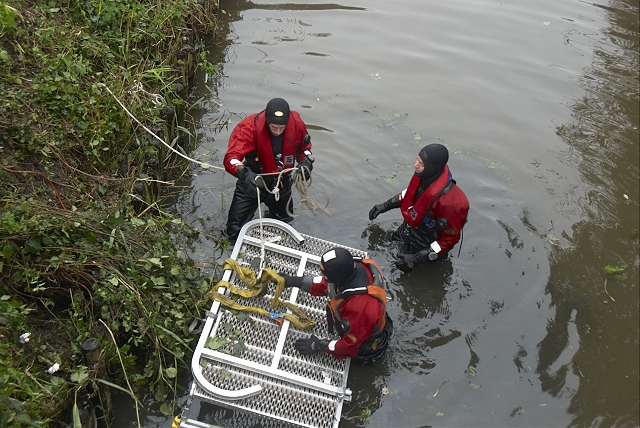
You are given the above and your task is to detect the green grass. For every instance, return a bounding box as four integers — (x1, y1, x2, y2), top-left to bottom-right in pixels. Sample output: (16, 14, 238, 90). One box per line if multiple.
(1, 0, 221, 425)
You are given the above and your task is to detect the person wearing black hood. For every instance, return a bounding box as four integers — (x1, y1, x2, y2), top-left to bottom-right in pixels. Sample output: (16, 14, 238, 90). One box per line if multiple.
(280, 247, 393, 366)
(368, 143, 469, 273)
(223, 98, 314, 241)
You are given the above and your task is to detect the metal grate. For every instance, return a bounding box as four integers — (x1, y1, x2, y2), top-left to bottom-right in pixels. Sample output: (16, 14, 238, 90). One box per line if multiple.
(180, 219, 365, 428)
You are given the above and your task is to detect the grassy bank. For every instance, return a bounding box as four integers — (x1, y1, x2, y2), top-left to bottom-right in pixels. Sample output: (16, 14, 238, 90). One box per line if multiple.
(1, 0, 222, 425)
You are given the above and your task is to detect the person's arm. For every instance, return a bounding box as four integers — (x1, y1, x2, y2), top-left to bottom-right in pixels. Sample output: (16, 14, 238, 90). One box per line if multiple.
(431, 187, 469, 253)
(281, 273, 328, 295)
(291, 112, 312, 163)
(223, 117, 257, 176)
(369, 191, 403, 220)
(326, 295, 380, 360)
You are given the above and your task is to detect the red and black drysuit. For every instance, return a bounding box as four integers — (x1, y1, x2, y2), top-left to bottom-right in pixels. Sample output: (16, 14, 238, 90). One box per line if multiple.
(223, 110, 312, 240)
(296, 259, 393, 365)
(393, 165, 470, 256)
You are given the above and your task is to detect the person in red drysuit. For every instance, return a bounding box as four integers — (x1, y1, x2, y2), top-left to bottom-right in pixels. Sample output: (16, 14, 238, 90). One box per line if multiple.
(223, 98, 313, 241)
(369, 143, 469, 273)
(280, 247, 393, 366)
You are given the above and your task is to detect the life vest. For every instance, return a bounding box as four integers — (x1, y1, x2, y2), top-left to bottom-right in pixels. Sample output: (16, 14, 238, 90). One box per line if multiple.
(326, 259, 389, 344)
(251, 112, 301, 173)
(400, 165, 454, 228)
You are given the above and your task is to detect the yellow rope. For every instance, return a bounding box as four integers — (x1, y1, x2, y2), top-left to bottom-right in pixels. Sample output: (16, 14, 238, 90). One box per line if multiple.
(207, 259, 315, 330)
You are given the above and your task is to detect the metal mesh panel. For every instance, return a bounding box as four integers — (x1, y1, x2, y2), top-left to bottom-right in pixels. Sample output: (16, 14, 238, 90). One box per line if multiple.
(185, 219, 359, 428)
(195, 361, 341, 428)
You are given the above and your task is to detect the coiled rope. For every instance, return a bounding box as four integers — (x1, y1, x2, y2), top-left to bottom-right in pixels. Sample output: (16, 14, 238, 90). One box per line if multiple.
(207, 259, 315, 330)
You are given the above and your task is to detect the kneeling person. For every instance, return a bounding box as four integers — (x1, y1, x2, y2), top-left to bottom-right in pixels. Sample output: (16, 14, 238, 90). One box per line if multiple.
(281, 248, 393, 366)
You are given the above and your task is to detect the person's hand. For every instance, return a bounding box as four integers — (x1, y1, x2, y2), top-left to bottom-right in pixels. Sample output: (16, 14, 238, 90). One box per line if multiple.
(368, 195, 400, 220)
(279, 273, 302, 289)
(296, 157, 313, 181)
(394, 249, 433, 273)
(369, 204, 386, 220)
(394, 253, 418, 273)
(295, 335, 328, 355)
(237, 167, 266, 192)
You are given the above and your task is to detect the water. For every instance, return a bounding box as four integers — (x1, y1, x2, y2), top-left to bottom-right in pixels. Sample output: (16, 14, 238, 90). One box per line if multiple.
(118, 0, 639, 426)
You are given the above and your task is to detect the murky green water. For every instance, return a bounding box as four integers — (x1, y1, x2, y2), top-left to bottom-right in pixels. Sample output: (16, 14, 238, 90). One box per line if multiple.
(115, 0, 639, 427)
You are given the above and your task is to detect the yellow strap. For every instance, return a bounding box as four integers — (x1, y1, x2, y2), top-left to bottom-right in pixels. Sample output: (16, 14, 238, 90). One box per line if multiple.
(207, 259, 315, 330)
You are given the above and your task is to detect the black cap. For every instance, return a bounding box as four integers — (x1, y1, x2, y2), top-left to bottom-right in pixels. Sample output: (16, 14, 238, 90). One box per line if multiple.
(265, 98, 290, 125)
(320, 248, 356, 285)
(417, 143, 449, 178)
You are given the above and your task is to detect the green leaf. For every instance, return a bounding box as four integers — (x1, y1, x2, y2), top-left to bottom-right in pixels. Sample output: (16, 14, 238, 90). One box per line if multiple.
(71, 368, 89, 383)
(73, 403, 82, 428)
(159, 402, 172, 416)
(205, 337, 227, 350)
(220, 368, 231, 381)
(146, 258, 163, 267)
(165, 367, 177, 378)
(603, 265, 625, 275)
(151, 276, 166, 286)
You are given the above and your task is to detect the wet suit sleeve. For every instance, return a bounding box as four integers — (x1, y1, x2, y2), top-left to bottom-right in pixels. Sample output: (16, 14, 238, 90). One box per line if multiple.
(290, 112, 312, 162)
(224, 115, 258, 176)
(432, 186, 469, 253)
(326, 295, 382, 360)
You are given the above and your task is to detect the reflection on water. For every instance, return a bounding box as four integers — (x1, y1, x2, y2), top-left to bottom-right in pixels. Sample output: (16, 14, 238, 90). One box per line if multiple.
(539, 0, 639, 426)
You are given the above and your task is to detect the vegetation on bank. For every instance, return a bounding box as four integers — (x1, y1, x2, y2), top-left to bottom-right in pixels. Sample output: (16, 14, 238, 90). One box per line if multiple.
(1, 0, 223, 425)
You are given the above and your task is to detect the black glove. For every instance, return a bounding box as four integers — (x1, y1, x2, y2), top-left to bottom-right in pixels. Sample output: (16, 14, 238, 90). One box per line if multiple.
(296, 157, 313, 181)
(368, 195, 400, 220)
(279, 273, 303, 289)
(237, 167, 266, 192)
(295, 335, 329, 355)
(394, 250, 429, 273)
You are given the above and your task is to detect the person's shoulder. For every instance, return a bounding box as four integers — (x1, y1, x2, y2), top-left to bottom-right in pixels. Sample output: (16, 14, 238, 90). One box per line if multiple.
(290, 110, 305, 121)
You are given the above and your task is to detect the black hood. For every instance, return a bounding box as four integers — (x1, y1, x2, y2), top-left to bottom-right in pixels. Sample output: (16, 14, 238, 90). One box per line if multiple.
(416, 143, 449, 186)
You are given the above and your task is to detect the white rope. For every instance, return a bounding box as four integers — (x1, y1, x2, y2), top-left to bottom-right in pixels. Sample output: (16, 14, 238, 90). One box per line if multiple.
(256, 185, 266, 276)
(100, 83, 224, 172)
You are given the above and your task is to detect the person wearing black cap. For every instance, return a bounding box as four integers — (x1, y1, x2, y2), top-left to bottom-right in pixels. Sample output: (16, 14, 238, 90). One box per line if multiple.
(368, 143, 469, 273)
(223, 98, 314, 241)
(280, 247, 393, 366)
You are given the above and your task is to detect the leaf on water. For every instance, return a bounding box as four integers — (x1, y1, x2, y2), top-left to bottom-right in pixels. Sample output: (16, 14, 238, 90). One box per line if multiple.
(159, 402, 172, 416)
(359, 408, 372, 420)
(470, 383, 480, 389)
(467, 366, 477, 377)
(436, 412, 444, 417)
(603, 265, 625, 275)
(510, 406, 524, 417)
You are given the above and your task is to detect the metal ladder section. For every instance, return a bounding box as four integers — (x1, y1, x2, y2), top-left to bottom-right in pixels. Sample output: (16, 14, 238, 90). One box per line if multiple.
(180, 219, 367, 428)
